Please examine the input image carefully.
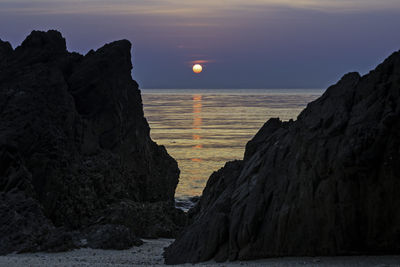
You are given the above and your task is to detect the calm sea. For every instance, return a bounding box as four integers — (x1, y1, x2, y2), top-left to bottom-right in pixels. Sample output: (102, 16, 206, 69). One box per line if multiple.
(141, 89, 323, 202)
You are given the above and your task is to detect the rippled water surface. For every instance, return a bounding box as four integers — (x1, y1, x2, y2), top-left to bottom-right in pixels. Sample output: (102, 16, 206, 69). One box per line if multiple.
(142, 89, 323, 200)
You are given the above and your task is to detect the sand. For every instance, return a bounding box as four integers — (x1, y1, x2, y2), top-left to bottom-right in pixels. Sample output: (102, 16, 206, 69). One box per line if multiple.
(0, 239, 399, 267)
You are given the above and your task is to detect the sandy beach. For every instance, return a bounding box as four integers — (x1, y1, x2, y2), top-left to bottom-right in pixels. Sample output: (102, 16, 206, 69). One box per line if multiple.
(0, 239, 399, 267)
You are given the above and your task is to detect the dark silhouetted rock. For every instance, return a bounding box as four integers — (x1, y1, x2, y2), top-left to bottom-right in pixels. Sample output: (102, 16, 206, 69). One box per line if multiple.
(84, 224, 143, 250)
(93, 200, 187, 239)
(0, 192, 54, 254)
(164, 51, 400, 264)
(0, 30, 183, 255)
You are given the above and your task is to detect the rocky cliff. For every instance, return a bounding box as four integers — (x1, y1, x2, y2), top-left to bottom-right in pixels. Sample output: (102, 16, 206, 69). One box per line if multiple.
(0, 30, 184, 255)
(164, 51, 400, 264)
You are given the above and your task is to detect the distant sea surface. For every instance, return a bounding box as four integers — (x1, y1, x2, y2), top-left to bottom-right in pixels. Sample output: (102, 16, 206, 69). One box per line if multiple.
(141, 89, 323, 202)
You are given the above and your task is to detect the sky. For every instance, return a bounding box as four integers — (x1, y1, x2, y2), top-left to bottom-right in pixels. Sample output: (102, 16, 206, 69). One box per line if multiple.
(1, 0, 400, 89)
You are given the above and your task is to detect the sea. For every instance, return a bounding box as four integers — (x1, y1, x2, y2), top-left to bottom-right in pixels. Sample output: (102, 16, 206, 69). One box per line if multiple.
(141, 89, 323, 207)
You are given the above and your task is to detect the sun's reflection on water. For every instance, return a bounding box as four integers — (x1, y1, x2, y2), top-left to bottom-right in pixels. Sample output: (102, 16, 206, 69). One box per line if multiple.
(191, 94, 203, 163)
(192, 134, 201, 140)
(192, 95, 202, 130)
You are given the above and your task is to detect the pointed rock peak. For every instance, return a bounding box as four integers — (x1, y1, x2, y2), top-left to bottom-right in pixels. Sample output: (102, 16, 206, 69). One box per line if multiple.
(380, 50, 400, 66)
(0, 39, 13, 51)
(339, 72, 361, 83)
(85, 39, 133, 70)
(0, 39, 13, 60)
(100, 39, 132, 53)
(315, 71, 360, 101)
(372, 50, 400, 76)
(19, 30, 66, 53)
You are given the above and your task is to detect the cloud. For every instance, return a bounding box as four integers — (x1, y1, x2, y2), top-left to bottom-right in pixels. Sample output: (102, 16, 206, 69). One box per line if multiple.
(246, 0, 400, 12)
(1, 0, 400, 16)
(188, 59, 216, 66)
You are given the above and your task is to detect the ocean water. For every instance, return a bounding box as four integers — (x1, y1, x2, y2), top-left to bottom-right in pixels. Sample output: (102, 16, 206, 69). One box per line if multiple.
(141, 89, 323, 201)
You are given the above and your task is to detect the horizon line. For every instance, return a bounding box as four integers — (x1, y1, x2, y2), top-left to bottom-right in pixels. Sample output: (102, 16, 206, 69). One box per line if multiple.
(140, 88, 324, 90)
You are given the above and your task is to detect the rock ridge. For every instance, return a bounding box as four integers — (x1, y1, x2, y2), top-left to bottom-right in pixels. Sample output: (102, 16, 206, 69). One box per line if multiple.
(0, 30, 184, 255)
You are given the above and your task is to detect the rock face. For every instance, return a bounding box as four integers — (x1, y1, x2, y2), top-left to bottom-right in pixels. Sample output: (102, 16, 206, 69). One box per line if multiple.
(0, 30, 184, 255)
(164, 51, 400, 264)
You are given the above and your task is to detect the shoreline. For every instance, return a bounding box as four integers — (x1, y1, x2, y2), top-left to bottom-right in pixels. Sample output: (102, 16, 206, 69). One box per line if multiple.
(1, 239, 399, 267)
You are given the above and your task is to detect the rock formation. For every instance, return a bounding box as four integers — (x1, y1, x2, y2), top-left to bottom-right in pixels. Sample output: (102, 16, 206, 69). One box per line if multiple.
(0, 30, 185, 255)
(164, 51, 400, 264)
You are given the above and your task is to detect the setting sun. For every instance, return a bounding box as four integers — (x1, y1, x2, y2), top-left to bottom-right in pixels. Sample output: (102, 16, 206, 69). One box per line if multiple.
(192, 64, 203, 74)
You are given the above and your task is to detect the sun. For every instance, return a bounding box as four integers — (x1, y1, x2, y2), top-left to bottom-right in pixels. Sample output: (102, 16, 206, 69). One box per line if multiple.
(192, 64, 203, 74)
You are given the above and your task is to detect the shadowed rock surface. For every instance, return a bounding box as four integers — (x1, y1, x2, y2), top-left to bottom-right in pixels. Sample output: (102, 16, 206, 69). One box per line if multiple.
(164, 51, 400, 264)
(0, 30, 185, 255)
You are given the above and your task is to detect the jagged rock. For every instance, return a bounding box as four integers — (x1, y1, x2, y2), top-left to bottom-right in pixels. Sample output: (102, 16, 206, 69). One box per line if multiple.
(84, 224, 143, 250)
(164, 51, 400, 264)
(94, 200, 187, 239)
(0, 192, 54, 254)
(0, 30, 182, 255)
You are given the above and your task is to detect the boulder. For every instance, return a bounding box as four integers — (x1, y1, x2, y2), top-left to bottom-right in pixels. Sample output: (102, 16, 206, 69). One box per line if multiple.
(164, 51, 400, 263)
